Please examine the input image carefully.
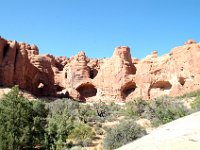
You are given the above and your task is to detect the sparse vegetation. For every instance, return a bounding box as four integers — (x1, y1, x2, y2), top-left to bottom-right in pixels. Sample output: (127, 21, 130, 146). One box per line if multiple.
(124, 97, 149, 118)
(178, 90, 200, 98)
(122, 96, 190, 127)
(191, 96, 200, 112)
(103, 120, 147, 149)
(146, 97, 189, 126)
(0, 86, 199, 149)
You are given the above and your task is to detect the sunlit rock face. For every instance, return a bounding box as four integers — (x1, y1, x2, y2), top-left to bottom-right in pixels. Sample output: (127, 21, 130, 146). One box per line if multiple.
(1, 37, 200, 102)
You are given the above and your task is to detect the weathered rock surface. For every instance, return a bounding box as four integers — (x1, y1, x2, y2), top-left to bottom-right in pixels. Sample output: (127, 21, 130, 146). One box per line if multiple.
(1, 36, 200, 101)
(117, 111, 200, 150)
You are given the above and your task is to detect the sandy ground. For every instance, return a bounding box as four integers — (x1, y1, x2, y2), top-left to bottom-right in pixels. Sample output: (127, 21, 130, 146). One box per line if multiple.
(117, 111, 200, 150)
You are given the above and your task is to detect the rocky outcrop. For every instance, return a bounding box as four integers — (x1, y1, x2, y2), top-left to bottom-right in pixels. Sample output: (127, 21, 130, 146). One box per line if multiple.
(1, 36, 200, 102)
(0, 36, 68, 97)
(117, 111, 200, 150)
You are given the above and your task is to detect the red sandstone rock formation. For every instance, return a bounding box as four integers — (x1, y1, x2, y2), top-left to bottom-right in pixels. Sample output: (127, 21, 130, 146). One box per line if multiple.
(0, 37, 200, 102)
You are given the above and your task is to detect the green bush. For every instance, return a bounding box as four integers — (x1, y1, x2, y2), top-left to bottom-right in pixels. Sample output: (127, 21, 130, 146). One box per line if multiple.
(79, 104, 96, 123)
(45, 107, 75, 149)
(147, 97, 189, 126)
(46, 98, 79, 117)
(68, 122, 95, 146)
(0, 86, 48, 149)
(109, 102, 121, 114)
(103, 120, 147, 149)
(191, 96, 200, 112)
(124, 98, 149, 118)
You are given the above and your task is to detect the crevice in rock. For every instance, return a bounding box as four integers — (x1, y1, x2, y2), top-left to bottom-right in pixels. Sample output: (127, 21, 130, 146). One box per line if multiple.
(76, 83, 97, 99)
(55, 85, 63, 91)
(14, 48, 19, 72)
(121, 82, 137, 99)
(65, 72, 67, 79)
(179, 77, 186, 86)
(55, 62, 64, 71)
(3, 44, 9, 58)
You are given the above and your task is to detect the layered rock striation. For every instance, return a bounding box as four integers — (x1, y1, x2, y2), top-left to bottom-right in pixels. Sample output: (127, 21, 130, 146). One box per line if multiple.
(1, 36, 200, 101)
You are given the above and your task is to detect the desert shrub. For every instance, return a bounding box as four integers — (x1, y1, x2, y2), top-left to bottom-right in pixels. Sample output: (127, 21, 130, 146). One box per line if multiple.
(79, 104, 96, 123)
(46, 99, 68, 115)
(147, 97, 189, 126)
(47, 98, 80, 117)
(82, 138, 93, 147)
(109, 102, 122, 115)
(190, 96, 200, 112)
(68, 122, 95, 146)
(64, 98, 80, 116)
(109, 102, 121, 110)
(178, 90, 200, 98)
(103, 120, 147, 149)
(94, 101, 111, 118)
(102, 125, 111, 132)
(124, 98, 149, 118)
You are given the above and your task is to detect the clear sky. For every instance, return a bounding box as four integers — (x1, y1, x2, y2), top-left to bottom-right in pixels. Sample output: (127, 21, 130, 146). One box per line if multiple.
(1, 0, 200, 59)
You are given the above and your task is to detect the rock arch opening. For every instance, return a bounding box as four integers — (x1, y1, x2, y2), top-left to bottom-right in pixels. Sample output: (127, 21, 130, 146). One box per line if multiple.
(90, 68, 98, 79)
(151, 81, 172, 89)
(121, 82, 137, 98)
(76, 83, 97, 99)
(149, 81, 172, 99)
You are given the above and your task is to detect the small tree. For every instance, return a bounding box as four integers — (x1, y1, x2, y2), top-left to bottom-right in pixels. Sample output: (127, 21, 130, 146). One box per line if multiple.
(45, 108, 74, 149)
(32, 100, 49, 148)
(0, 86, 48, 150)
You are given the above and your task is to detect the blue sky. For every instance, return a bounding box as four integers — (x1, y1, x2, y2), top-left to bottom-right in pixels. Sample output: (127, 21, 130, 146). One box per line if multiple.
(1, 0, 200, 59)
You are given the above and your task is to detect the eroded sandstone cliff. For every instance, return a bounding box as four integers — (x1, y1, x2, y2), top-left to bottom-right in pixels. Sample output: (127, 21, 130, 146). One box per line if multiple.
(0, 36, 200, 102)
